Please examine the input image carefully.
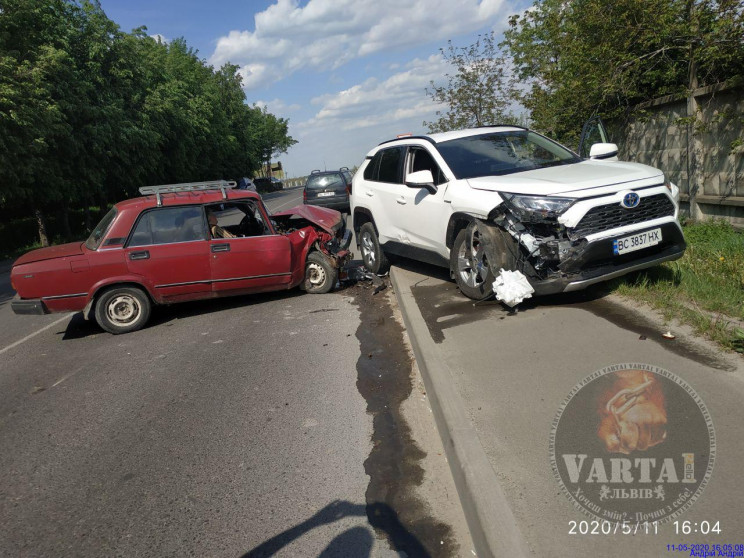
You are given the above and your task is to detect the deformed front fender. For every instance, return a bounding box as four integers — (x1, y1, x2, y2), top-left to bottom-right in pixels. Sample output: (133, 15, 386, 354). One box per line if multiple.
(472, 220, 522, 274)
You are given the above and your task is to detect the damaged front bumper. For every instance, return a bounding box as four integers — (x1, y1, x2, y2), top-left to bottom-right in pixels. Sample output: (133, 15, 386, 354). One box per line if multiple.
(535, 222, 685, 295)
(478, 219, 686, 297)
(323, 227, 353, 266)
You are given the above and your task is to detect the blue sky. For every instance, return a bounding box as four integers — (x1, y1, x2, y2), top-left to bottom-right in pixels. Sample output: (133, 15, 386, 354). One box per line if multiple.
(99, 0, 530, 177)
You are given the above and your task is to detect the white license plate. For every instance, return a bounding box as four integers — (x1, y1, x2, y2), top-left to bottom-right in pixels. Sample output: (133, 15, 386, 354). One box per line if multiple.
(317, 192, 334, 197)
(613, 228, 662, 255)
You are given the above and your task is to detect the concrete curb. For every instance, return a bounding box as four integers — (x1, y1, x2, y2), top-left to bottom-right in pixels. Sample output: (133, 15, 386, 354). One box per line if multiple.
(390, 266, 529, 558)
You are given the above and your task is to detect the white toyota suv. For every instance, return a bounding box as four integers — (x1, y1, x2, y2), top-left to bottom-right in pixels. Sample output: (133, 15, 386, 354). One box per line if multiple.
(350, 125, 686, 301)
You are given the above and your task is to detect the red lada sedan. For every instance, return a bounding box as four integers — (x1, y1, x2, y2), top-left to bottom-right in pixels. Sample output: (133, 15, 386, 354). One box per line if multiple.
(11, 181, 351, 334)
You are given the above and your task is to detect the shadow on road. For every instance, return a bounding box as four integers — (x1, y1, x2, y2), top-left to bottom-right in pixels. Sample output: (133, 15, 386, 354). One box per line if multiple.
(59, 288, 307, 340)
(0, 272, 16, 307)
(242, 500, 430, 558)
(392, 252, 611, 308)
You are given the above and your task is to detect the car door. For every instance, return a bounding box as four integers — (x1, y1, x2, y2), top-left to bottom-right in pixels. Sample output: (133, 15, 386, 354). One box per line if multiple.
(396, 145, 452, 254)
(207, 201, 293, 295)
(359, 146, 406, 244)
(125, 205, 212, 301)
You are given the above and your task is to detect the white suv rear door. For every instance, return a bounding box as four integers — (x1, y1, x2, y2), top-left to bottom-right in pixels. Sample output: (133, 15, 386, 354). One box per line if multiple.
(358, 146, 406, 244)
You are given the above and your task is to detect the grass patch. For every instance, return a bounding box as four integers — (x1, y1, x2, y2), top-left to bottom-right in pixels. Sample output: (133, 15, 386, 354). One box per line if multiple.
(608, 220, 744, 352)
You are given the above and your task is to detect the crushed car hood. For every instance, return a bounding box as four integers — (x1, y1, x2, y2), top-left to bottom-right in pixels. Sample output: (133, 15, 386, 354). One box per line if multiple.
(467, 160, 664, 197)
(272, 205, 343, 234)
(13, 242, 86, 266)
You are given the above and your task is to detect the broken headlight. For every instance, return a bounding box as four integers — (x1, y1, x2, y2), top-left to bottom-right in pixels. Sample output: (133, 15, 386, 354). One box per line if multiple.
(500, 193, 575, 222)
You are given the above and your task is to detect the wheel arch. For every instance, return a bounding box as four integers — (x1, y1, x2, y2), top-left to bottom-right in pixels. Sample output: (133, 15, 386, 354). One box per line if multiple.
(84, 280, 156, 320)
(352, 207, 377, 235)
(446, 212, 478, 251)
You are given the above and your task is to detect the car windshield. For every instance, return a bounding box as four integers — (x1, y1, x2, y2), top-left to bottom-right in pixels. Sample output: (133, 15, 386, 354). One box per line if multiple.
(306, 174, 344, 190)
(436, 130, 581, 179)
(85, 207, 117, 250)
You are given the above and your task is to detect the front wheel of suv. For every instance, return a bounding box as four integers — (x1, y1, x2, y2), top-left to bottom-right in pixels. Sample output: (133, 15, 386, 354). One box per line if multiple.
(359, 223, 389, 275)
(451, 223, 518, 300)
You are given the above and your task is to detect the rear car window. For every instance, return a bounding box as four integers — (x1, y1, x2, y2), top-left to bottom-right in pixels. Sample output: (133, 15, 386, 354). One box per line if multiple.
(85, 208, 117, 250)
(306, 174, 345, 190)
(378, 147, 403, 183)
(364, 152, 382, 181)
(363, 146, 405, 183)
(128, 206, 206, 247)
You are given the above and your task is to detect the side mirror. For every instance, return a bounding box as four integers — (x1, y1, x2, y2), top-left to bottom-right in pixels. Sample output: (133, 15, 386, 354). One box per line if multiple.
(405, 170, 437, 195)
(589, 143, 619, 160)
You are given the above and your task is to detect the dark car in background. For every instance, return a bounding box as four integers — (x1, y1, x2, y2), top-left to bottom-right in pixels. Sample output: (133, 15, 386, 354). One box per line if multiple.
(254, 177, 283, 193)
(236, 177, 257, 191)
(303, 168, 351, 213)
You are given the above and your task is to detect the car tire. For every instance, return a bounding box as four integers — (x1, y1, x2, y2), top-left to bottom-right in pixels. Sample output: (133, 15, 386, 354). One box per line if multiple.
(304, 251, 337, 294)
(451, 223, 517, 300)
(359, 222, 389, 275)
(94, 286, 151, 334)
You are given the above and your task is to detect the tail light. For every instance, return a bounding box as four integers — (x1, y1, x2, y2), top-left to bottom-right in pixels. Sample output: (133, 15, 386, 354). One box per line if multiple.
(303, 189, 307, 203)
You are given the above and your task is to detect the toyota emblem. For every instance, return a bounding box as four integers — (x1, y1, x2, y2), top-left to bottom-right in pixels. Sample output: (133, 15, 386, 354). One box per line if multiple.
(621, 192, 640, 209)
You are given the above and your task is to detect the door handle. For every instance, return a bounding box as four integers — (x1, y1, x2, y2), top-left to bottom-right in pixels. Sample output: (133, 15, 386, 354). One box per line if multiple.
(211, 243, 230, 253)
(365, 190, 374, 197)
(396, 197, 407, 205)
(129, 250, 150, 260)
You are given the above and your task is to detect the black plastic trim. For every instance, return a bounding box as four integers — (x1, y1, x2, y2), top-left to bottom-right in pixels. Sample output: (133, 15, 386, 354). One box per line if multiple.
(43, 292, 88, 300)
(11, 299, 49, 315)
(154, 272, 292, 289)
(380, 241, 449, 268)
(378, 136, 436, 147)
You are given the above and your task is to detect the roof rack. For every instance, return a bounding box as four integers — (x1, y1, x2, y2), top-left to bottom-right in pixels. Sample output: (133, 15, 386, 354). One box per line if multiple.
(138, 180, 236, 206)
(377, 124, 531, 147)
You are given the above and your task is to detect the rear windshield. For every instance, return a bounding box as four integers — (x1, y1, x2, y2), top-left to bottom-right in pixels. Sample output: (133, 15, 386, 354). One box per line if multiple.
(85, 207, 117, 250)
(437, 130, 581, 179)
(306, 174, 345, 190)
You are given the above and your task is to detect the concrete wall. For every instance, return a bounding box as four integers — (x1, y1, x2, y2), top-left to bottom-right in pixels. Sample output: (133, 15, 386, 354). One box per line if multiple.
(614, 83, 744, 227)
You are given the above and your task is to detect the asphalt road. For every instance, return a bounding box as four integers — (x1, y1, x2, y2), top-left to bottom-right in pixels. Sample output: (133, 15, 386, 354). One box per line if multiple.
(0, 188, 471, 557)
(393, 258, 744, 557)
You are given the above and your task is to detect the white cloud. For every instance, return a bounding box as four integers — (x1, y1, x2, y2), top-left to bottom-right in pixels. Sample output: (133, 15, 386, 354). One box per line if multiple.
(209, 0, 511, 89)
(298, 55, 449, 132)
(255, 98, 301, 113)
(150, 33, 168, 44)
(279, 55, 453, 176)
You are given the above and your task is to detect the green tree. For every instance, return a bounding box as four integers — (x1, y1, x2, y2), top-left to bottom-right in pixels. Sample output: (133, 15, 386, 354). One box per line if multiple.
(0, 0, 92, 244)
(423, 32, 520, 133)
(0, 0, 298, 249)
(503, 0, 744, 146)
(250, 106, 296, 177)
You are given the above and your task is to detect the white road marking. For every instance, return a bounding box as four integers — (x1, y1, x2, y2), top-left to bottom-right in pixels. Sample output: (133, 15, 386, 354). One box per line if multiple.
(52, 371, 78, 387)
(0, 314, 73, 356)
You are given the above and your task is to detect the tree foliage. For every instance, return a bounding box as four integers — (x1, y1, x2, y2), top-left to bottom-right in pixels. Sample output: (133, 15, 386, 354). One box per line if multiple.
(424, 32, 521, 133)
(0, 0, 296, 246)
(502, 0, 744, 146)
